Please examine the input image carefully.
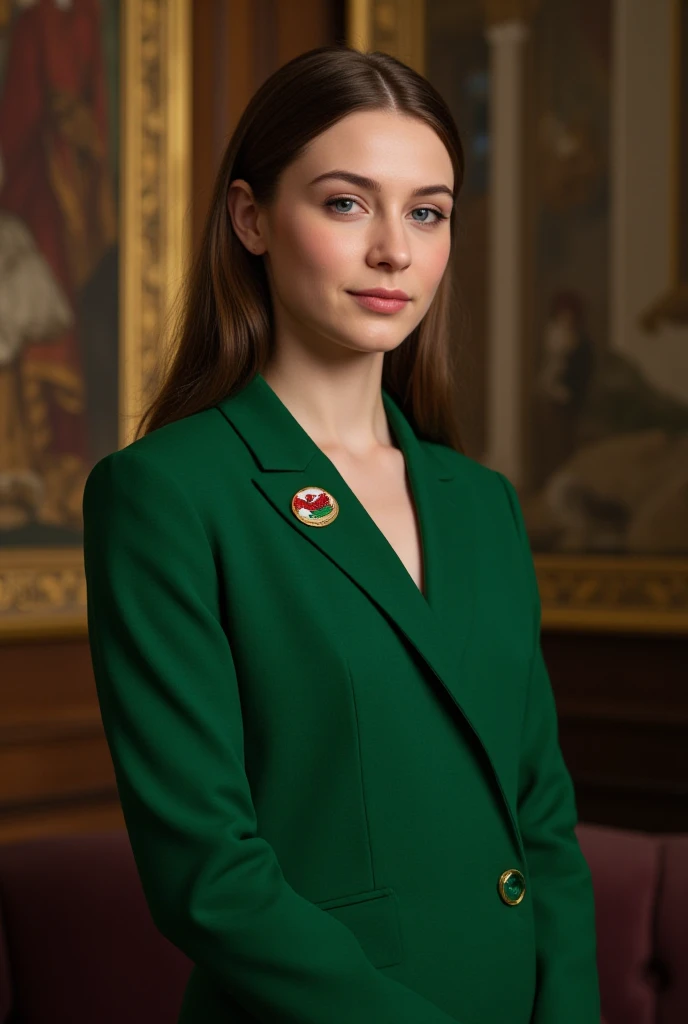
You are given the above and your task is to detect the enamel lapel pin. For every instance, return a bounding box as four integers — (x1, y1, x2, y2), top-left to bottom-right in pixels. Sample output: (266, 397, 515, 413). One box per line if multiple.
(291, 486, 339, 527)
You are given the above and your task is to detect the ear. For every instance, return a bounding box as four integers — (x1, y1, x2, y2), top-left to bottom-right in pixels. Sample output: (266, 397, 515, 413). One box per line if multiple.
(227, 179, 266, 255)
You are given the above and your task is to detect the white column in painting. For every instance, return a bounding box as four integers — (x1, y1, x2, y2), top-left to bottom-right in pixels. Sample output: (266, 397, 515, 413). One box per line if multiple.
(483, 18, 530, 484)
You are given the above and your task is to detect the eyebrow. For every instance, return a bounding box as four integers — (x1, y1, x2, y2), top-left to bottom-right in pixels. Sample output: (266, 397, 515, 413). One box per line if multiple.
(307, 170, 454, 201)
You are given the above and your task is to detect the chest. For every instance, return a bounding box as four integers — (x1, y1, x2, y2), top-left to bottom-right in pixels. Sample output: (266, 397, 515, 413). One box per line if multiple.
(325, 446, 425, 595)
(205, 437, 536, 848)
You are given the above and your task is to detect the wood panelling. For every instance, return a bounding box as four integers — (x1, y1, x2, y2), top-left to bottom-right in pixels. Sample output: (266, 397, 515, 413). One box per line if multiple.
(2, 629, 686, 844)
(0, 797, 123, 845)
(192, 0, 344, 251)
(0, 724, 114, 807)
(542, 630, 688, 833)
(0, 637, 120, 843)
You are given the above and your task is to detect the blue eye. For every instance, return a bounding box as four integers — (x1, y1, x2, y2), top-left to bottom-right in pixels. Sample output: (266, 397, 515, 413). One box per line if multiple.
(411, 207, 445, 224)
(328, 198, 356, 214)
(324, 197, 449, 226)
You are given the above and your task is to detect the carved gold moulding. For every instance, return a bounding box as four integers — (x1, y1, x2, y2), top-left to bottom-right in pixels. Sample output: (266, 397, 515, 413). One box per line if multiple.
(536, 554, 688, 634)
(3, 548, 688, 641)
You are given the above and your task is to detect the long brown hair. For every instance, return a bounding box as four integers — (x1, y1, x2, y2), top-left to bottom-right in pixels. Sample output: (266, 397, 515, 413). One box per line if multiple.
(135, 44, 467, 453)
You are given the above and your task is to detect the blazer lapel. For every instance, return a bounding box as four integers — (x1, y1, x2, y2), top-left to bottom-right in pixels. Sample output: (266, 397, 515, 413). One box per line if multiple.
(215, 372, 522, 855)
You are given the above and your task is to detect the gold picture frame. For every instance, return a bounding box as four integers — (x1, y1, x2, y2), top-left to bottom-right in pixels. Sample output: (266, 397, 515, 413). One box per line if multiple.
(0, 0, 191, 641)
(640, 0, 688, 331)
(348, 0, 688, 634)
(348, 0, 426, 72)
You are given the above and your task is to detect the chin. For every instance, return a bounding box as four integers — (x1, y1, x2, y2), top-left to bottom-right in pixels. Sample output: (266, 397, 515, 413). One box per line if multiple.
(302, 313, 408, 356)
(333, 329, 409, 356)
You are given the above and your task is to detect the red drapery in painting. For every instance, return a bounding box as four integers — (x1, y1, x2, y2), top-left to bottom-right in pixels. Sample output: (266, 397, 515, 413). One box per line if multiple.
(0, 0, 116, 529)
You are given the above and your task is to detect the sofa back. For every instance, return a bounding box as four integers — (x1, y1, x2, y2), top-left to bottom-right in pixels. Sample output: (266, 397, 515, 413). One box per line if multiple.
(0, 824, 686, 1023)
(576, 823, 688, 1024)
(0, 831, 191, 1024)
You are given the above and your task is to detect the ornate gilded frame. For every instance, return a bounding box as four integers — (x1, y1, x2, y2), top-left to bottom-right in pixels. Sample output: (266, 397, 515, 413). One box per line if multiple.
(0, 0, 192, 641)
(349, 0, 688, 634)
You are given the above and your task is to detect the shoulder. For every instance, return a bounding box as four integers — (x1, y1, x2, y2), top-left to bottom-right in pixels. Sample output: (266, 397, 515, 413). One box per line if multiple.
(422, 440, 523, 526)
(82, 408, 237, 562)
(83, 404, 245, 502)
(421, 440, 534, 582)
(424, 442, 539, 619)
(422, 438, 495, 485)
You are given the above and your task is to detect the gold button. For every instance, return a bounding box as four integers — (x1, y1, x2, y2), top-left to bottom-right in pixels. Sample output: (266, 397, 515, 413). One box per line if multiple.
(498, 868, 526, 906)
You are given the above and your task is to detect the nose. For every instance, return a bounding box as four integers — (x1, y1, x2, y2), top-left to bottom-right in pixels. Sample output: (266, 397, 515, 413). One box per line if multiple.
(366, 214, 411, 272)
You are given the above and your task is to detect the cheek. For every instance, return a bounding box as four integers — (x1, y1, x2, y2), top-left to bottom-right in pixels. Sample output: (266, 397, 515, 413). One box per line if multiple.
(275, 212, 352, 281)
(418, 236, 451, 287)
(410, 239, 450, 318)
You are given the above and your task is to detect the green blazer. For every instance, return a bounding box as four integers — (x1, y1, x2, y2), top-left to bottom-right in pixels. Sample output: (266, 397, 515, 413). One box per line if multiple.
(83, 370, 600, 1024)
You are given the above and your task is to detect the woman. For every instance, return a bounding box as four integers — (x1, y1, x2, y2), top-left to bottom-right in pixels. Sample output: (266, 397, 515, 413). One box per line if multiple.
(83, 45, 601, 1024)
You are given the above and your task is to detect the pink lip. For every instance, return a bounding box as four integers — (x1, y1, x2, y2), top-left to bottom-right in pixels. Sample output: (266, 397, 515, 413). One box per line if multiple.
(351, 288, 410, 300)
(349, 293, 409, 314)
(348, 289, 411, 315)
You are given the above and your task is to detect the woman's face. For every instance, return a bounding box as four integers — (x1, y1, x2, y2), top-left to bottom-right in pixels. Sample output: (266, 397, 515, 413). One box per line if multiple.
(228, 110, 454, 361)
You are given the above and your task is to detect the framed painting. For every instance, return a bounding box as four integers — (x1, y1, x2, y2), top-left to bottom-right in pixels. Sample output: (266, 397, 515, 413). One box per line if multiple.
(641, 0, 688, 330)
(0, 0, 191, 640)
(348, 0, 688, 633)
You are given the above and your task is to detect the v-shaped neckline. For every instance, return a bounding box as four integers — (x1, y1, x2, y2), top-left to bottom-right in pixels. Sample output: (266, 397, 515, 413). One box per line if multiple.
(316, 417, 429, 606)
(377, 415, 429, 604)
(255, 372, 432, 609)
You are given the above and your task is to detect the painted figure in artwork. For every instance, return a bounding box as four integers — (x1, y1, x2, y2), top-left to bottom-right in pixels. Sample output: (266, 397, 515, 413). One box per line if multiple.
(0, 0, 116, 532)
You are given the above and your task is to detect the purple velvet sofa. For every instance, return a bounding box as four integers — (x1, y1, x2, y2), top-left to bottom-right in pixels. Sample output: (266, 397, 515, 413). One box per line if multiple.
(0, 823, 685, 1023)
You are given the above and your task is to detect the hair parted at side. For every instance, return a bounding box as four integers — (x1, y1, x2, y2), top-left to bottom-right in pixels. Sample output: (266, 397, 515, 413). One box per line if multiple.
(134, 44, 467, 454)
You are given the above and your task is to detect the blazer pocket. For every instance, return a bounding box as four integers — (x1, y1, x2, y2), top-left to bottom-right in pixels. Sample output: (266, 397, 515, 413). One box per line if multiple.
(315, 887, 403, 969)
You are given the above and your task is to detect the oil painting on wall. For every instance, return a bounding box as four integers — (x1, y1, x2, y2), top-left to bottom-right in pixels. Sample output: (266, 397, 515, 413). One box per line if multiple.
(424, 1, 490, 461)
(0, 0, 120, 546)
(524, 0, 688, 559)
(0, 0, 190, 638)
(352, 0, 688, 630)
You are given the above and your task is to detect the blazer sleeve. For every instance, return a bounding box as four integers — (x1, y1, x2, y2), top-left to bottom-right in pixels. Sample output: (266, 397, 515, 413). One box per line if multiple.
(497, 472, 601, 1024)
(83, 449, 464, 1024)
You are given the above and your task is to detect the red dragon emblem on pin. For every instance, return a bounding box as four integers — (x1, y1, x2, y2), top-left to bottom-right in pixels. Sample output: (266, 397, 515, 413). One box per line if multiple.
(291, 486, 339, 527)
